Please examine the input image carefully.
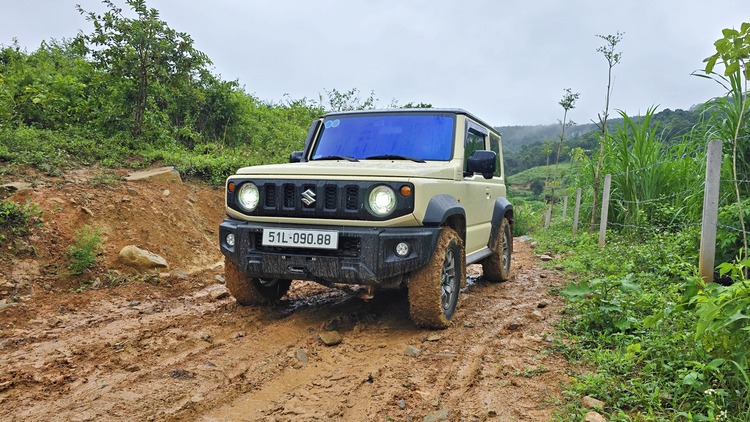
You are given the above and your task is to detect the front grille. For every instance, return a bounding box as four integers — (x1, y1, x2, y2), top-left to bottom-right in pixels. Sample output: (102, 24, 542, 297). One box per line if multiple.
(283, 184, 295, 208)
(264, 185, 276, 207)
(324, 185, 337, 210)
(345, 186, 359, 210)
(229, 179, 414, 221)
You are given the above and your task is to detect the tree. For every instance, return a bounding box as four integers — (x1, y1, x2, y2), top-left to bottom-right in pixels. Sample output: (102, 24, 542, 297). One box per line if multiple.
(320, 88, 377, 112)
(542, 138, 555, 185)
(591, 31, 624, 231)
(702, 22, 750, 264)
(77, 0, 211, 139)
(550, 88, 579, 215)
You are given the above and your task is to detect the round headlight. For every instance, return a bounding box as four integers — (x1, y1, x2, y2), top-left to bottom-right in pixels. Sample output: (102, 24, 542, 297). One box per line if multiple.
(237, 183, 260, 212)
(368, 185, 396, 217)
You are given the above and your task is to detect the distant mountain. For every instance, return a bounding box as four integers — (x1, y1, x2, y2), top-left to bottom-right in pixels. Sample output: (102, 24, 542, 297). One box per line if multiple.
(499, 106, 704, 176)
(496, 120, 616, 152)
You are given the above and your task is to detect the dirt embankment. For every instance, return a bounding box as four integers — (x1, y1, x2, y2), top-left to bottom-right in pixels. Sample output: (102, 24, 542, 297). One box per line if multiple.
(0, 168, 571, 421)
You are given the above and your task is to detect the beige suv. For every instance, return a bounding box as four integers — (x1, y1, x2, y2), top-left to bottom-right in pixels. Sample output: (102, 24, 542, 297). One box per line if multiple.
(219, 109, 513, 328)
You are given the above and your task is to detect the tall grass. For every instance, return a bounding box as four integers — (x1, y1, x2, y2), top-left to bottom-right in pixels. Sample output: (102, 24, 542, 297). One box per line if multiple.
(574, 107, 704, 233)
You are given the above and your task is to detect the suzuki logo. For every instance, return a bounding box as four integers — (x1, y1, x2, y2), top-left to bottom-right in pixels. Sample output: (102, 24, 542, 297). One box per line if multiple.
(301, 188, 316, 206)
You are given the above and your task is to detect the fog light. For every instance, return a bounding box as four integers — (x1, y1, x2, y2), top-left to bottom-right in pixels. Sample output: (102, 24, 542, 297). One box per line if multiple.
(226, 233, 236, 247)
(395, 242, 410, 257)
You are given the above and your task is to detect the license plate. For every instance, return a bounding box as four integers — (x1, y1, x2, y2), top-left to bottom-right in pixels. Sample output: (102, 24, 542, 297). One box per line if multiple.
(262, 228, 339, 250)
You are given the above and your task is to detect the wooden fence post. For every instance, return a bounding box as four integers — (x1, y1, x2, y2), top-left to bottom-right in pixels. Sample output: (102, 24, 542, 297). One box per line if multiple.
(598, 174, 611, 248)
(699, 140, 722, 283)
(562, 196, 568, 219)
(573, 188, 581, 236)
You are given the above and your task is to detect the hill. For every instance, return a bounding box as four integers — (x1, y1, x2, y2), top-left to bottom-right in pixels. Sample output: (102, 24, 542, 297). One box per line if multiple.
(500, 106, 705, 176)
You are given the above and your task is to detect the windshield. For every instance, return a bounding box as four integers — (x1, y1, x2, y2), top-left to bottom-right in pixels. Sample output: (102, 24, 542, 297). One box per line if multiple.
(310, 113, 455, 161)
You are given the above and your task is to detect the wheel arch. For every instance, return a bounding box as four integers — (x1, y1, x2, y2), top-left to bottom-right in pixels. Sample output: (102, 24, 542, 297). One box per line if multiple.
(489, 197, 514, 252)
(423, 194, 466, 243)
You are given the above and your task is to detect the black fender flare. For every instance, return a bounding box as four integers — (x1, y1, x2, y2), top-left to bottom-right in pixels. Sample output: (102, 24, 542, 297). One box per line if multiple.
(488, 197, 514, 253)
(422, 195, 466, 239)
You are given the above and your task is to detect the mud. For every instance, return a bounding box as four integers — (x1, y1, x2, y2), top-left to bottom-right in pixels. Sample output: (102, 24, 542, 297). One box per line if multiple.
(0, 167, 571, 421)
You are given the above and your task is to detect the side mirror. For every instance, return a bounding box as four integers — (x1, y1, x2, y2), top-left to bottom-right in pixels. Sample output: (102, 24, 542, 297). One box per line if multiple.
(467, 150, 496, 179)
(289, 151, 304, 163)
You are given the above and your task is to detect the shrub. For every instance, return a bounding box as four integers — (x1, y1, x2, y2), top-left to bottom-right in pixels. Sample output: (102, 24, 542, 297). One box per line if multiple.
(0, 199, 42, 240)
(67, 225, 102, 275)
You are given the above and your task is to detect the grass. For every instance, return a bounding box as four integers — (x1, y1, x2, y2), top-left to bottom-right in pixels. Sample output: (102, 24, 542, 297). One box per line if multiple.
(0, 199, 42, 241)
(507, 162, 574, 186)
(67, 225, 103, 275)
(533, 222, 749, 421)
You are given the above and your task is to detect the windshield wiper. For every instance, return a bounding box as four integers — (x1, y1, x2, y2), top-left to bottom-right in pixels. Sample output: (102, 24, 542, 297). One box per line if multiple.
(313, 155, 359, 162)
(363, 154, 426, 163)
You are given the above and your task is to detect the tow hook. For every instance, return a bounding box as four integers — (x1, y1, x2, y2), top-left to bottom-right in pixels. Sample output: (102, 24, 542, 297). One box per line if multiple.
(358, 286, 374, 301)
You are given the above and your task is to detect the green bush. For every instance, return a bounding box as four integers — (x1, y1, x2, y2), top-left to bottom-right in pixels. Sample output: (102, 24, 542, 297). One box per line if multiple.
(0, 199, 42, 240)
(536, 226, 748, 420)
(67, 225, 102, 275)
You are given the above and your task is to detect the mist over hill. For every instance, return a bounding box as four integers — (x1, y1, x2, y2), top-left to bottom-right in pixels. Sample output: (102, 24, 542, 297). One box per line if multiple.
(496, 121, 607, 152)
(498, 106, 703, 176)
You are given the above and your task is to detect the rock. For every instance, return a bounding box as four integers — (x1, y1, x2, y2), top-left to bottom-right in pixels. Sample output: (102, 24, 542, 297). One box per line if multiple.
(463, 321, 475, 328)
(554, 264, 564, 271)
(539, 273, 548, 279)
(47, 197, 65, 205)
(214, 275, 225, 284)
(121, 197, 131, 203)
(529, 241, 538, 248)
(404, 345, 421, 357)
(81, 206, 94, 217)
(163, 189, 171, 197)
(118, 245, 169, 272)
(296, 348, 309, 363)
(124, 166, 182, 184)
(584, 411, 607, 422)
(209, 286, 229, 300)
(398, 399, 406, 409)
(540, 254, 553, 262)
(319, 331, 343, 346)
(423, 409, 450, 422)
(531, 310, 545, 320)
(127, 300, 141, 307)
(324, 319, 339, 331)
(11, 259, 40, 285)
(0, 301, 18, 312)
(506, 321, 523, 330)
(537, 302, 548, 308)
(426, 334, 442, 342)
(582, 396, 605, 410)
(434, 353, 457, 359)
(1, 182, 32, 192)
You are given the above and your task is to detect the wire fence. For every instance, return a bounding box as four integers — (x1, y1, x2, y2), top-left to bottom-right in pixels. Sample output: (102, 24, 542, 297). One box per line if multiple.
(544, 140, 747, 281)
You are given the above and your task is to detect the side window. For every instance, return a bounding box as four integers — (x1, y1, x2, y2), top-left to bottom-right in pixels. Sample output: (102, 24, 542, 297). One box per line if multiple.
(490, 134, 502, 177)
(464, 129, 485, 174)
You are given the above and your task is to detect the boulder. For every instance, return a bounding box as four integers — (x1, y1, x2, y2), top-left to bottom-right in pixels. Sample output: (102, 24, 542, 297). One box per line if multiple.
(1, 182, 32, 193)
(118, 245, 169, 272)
(124, 166, 182, 184)
(584, 411, 607, 422)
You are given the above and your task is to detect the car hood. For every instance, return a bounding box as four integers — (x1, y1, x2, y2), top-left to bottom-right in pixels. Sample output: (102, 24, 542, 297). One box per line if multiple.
(233, 160, 458, 180)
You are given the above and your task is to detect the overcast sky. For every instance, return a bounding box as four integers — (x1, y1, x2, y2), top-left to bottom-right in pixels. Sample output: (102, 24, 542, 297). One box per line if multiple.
(1, 1, 747, 126)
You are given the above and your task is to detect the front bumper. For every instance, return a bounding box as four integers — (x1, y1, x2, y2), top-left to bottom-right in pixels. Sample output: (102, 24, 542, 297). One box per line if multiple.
(219, 218, 440, 287)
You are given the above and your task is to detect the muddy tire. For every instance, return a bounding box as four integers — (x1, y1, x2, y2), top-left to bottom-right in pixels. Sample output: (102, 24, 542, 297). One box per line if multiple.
(224, 258, 291, 305)
(481, 217, 512, 282)
(408, 228, 465, 329)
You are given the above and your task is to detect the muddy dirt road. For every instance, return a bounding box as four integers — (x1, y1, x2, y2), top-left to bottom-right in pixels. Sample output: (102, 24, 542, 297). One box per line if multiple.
(0, 170, 570, 421)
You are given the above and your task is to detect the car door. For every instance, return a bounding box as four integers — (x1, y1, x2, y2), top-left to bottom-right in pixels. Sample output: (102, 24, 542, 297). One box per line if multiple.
(462, 120, 494, 256)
